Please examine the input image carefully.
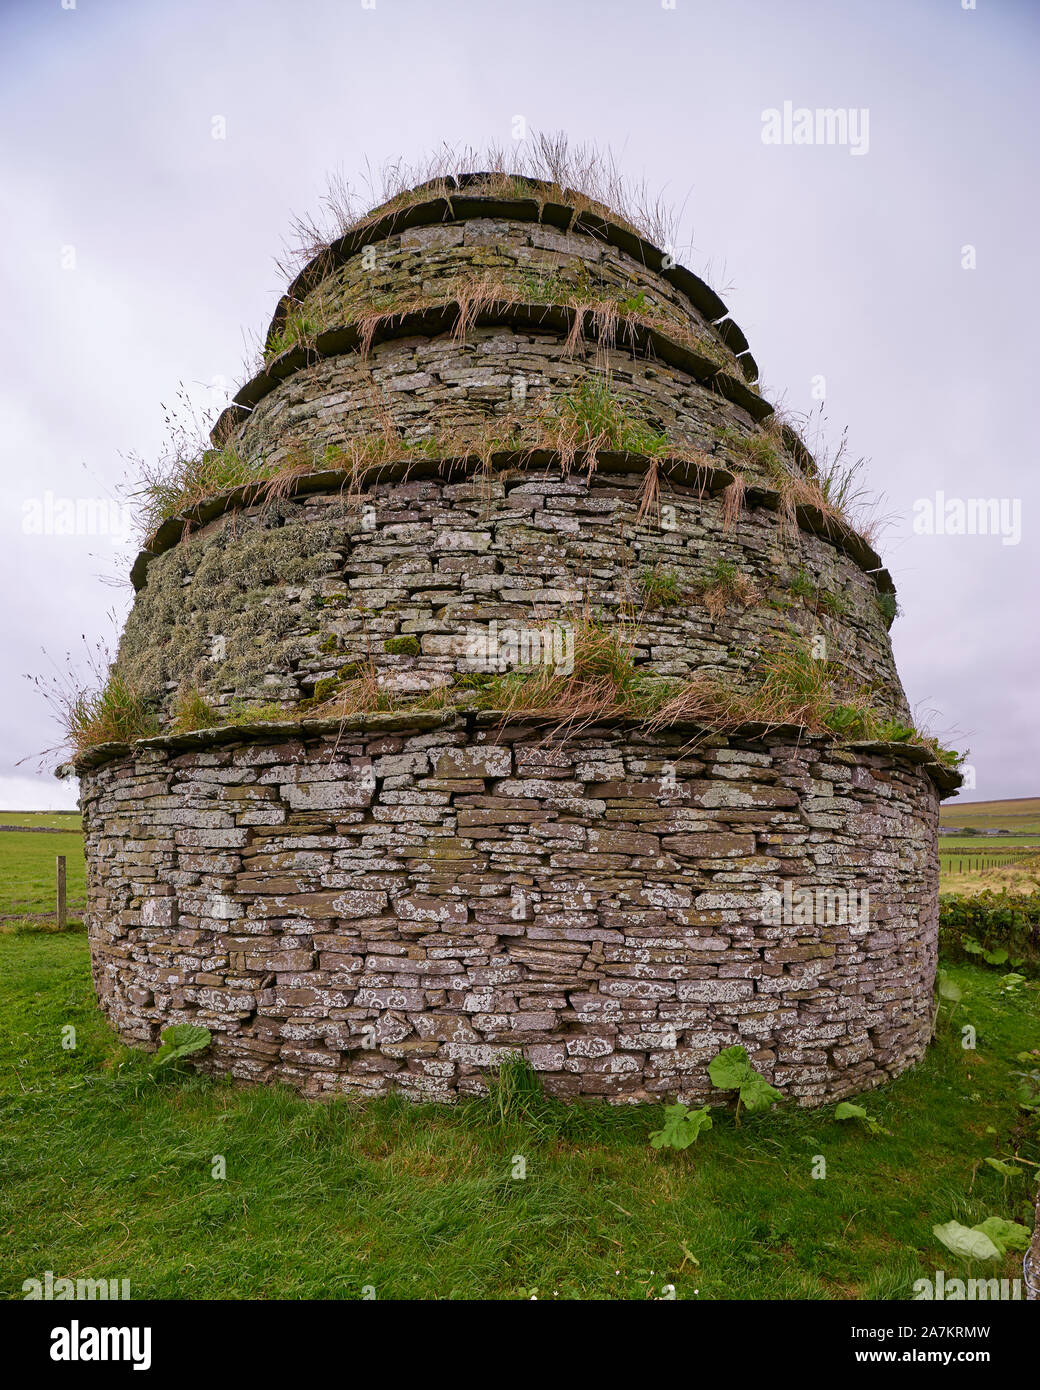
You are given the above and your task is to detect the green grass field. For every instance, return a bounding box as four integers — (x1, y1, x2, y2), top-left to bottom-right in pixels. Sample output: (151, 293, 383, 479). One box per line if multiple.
(941, 836, 1040, 849)
(939, 800, 1040, 894)
(2, 805, 1036, 1301)
(0, 812, 82, 830)
(1, 929, 1036, 1301)
(0, 825, 86, 922)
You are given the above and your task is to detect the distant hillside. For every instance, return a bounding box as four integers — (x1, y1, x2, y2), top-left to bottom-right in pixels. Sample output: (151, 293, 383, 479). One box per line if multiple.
(939, 796, 1040, 835)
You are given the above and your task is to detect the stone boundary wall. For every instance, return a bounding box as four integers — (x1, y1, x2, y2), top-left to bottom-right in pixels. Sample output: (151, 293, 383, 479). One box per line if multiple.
(116, 468, 908, 722)
(81, 715, 940, 1105)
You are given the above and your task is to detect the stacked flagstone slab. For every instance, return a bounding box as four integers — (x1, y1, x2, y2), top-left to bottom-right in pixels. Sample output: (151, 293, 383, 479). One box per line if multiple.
(77, 179, 959, 1104)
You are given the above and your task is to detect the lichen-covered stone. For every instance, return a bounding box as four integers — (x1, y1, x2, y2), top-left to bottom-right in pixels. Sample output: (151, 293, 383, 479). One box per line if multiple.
(81, 719, 939, 1105)
(119, 471, 907, 722)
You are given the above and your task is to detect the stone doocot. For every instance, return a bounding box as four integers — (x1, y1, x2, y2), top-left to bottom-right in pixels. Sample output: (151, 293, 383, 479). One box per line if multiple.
(77, 183, 959, 1104)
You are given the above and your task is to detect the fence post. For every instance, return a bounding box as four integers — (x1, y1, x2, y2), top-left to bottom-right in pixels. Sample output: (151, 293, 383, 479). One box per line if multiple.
(56, 855, 66, 931)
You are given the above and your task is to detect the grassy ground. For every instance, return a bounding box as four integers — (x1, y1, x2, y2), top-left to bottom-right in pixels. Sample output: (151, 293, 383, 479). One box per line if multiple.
(1, 930, 1035, 1301)
(0, 823, 85, 924)
(940, 857, 1040, 896)
(941, 836, 1040, 849)
(0, 812, 82, 830)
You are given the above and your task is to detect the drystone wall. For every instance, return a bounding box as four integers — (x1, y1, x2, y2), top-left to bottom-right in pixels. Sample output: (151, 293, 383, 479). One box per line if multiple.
(81, 714, 940, 1104)
(118, 469, 907, 722)
(235, 328, 758, 472)
(282, 217, 748, 376)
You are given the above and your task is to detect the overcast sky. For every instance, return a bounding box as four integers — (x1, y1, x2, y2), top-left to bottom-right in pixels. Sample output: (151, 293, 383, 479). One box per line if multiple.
(1, 0, 1036, 810)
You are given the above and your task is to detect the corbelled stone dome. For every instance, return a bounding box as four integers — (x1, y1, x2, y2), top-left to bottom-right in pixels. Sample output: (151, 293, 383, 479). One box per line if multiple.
(78, 175, 960, 1105)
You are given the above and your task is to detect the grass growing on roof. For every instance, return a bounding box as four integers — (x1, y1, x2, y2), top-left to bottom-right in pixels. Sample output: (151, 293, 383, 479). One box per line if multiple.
(261, 268, 739, 375)
(645, 629, 963, 767)
(171, 685, 219, 733)
(129, 376, 681, 540)
(717, 416, 887, 547)
(548, 377, 670, 467)
(45, 669, 160, 759)
(63, 618, 961, 770)
(280, 131, 689, 275)
(128, 364, 881, 575)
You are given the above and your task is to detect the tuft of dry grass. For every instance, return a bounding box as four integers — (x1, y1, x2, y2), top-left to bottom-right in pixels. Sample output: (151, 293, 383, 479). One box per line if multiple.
(28, 639, 161, 763)
(696, 560, 759, 621)
(767, 406, 891, 547)
(278, 132, 688, 277)
(636, 456, 664, 524)
(263, 269, 735, 376)
(720, 473, 746, 531)
(641, 672, 754, 733)
(714, 416, 889, 548)
(56, 673, 160, 757)
(170, 686, 219, 733)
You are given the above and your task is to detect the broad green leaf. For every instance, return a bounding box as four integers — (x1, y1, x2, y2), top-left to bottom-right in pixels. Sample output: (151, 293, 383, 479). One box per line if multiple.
(937, 972, 962, 1004)
(685, 1105, 713, 1138)
(972, 1217, 1031, 1254)
(740, 1069, 783, 1113)
(708, 1046, 782, 1112)
(932, 1220, 1002, 1262)
(835, 1102, 868, 1122)
(153, 1023, 212, 1069)
(983, 1158, 1022, 1179)
(649, 1102, 713, 1150)
(708, 1045, 751, 1091)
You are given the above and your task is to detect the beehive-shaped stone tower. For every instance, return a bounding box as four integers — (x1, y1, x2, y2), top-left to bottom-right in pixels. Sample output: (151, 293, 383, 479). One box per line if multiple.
(76, 176, 960, 1104)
